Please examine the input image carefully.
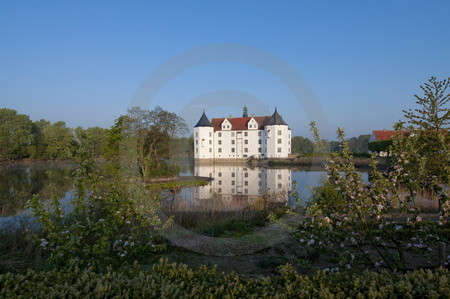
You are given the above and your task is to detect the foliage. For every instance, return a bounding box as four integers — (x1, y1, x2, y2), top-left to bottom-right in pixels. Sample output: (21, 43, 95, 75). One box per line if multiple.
(403, 76, 449, 131)
(27, 136, 168, 269)
(74, 126, 109, 158)
(122, 106, 188, 179)
(292, 134, 371, 155)
(368, 139, 393, 153)
(0, 259, 448, 297)
(0, 108, 34, 161)
(287, 122, 449, 272)
(42, 121, 77, 159)
(171, 136, 194, 156)
(291, 136, 314, 154)
(347, 134, 371, 153)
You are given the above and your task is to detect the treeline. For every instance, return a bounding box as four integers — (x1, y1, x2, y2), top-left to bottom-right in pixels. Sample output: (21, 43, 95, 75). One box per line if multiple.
(0, 108, 195, 163)
(0, 108, 110, 161)
(291, 134, 371, 155)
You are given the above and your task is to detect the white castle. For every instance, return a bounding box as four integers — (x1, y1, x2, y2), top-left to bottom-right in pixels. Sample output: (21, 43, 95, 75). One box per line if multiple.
(194, 108, 291, 160)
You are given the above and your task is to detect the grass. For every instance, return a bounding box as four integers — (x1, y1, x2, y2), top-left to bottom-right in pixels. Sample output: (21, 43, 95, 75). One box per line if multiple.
(148, 179, 209, 190)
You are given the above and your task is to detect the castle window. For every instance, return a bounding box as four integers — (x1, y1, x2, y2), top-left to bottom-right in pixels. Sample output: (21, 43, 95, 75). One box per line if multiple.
(209, 140, 212, 145)
(209, 132, 212, 137)
(244, 132, 248, 137)
(244, 181, 248, 186)
(244, 140, 248, 144)
(244, 189, 248, 194)
(218, 188, 222, 193)
(278, 130, 282, 135)
(258, 148, 261, 153)
(218, 132, 222, 137)
(231, 172, 235, 177)
(278, 147, 282, 153)
(258, 131, 261, 136)
(231, 140, 235, 145)
(196, 140, 198, 145)
(209, 148, 212, 153)
(278, 183, 282, 188)
(278, 174, 282, 179)
(231, 148, 235, 153)
(244, 172, 248, 177)
(218, 172, 222, 177)
(218, 140, 222, 145)
(196, 132, 198, 137)
(231, 132, 235, 137)
(231, 180, 235, 185)
(218, 148, 222, 153)
(278, 139, 282, 144)
(218, 180, 222, 185)
(196, 148, 198, 153)
(244, 148, 248, 153)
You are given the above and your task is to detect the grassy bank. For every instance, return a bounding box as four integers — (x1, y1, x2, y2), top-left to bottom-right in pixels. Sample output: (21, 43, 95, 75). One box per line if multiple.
(266, 154, 388, 168)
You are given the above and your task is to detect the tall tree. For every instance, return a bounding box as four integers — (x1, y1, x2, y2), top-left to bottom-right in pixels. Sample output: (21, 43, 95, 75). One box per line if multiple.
(0, 108, 34, 161)
(403, 77, 449, 131)
(125, 106, 188, 178)
(43, 121, 76, 159)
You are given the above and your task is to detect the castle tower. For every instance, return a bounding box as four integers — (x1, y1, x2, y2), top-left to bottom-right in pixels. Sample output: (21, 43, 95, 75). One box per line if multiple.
(265, 109, 291, 158)
(194, 111, 214, 159)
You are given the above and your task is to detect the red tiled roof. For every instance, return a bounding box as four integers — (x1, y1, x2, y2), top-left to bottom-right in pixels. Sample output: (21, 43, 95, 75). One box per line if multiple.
(211, 116, 271, 131)
(372, 130, 409, 141)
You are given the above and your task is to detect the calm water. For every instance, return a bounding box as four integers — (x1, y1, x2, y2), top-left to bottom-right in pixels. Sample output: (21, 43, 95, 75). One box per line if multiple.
(0, 159, 367, 228)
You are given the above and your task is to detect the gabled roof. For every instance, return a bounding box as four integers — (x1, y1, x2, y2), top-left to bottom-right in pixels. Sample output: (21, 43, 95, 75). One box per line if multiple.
(211, 116, 271, 131)
(372, 130, 409, 141)
(194, 111, 213, 127)
(266, 109, 287, 126)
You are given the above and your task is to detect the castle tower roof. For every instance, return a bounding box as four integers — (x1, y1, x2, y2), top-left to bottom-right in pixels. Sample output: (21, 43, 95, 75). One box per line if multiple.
(194, 111, 213, 127)
(266, 108, 287, 126)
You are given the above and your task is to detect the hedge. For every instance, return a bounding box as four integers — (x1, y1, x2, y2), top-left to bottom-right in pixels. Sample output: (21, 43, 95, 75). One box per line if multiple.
(1, 259, 448, 298)
(368, 140, 393, 153)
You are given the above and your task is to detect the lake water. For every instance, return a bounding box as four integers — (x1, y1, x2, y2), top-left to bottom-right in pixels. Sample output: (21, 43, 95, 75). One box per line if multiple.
(0, 159, 367, 227)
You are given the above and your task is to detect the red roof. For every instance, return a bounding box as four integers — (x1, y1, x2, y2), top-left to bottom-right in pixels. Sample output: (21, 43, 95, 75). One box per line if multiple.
(372, 130, 409, 141)
(211, 116, 271, 131)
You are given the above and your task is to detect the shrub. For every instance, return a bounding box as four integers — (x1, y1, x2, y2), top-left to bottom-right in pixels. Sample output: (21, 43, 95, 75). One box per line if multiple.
(0, 259, 448, 297)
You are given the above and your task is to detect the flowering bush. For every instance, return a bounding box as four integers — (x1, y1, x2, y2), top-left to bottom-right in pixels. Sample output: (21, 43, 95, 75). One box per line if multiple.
(290, 122, 448, 271)
(27, 136, 168, 269)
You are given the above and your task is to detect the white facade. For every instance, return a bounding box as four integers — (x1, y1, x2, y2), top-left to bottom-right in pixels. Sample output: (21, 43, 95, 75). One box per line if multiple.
(165, 164, 291, 213)
(194, 109, 291, 160)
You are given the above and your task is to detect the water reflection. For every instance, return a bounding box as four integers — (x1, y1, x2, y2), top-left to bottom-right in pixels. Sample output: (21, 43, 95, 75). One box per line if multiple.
(0, 162, 74, 217)
(170, 164, 292, 212)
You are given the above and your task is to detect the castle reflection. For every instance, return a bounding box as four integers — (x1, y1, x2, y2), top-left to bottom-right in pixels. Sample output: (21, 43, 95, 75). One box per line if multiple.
(165, 164, 292, 213)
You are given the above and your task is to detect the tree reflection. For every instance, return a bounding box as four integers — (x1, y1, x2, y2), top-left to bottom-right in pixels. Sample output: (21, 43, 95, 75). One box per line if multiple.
(0, 162, 74, 217)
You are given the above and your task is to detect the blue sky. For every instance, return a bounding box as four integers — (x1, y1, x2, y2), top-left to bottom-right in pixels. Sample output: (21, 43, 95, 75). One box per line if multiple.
(1, 1, 449, 139)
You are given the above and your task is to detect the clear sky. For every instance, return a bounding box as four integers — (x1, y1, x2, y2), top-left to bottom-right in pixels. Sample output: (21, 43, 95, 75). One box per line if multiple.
(1, 1, 449, 139)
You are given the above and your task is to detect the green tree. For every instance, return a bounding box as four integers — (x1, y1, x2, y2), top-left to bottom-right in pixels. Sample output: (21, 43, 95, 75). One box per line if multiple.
(43, 121, 76, 159)
(123, 106, 188, 178)
(291, 136, 313, 154)
(30, 119, 51, 159)
(403, 77, 449, 131)
(0, 108, 34, 161)
(75, 126, 109, 158)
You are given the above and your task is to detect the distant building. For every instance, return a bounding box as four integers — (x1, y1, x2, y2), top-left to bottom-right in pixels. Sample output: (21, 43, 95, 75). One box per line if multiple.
(369, 130, 410, 156)
(193, 108, 291, 160)
(369, 130, 410, 142)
